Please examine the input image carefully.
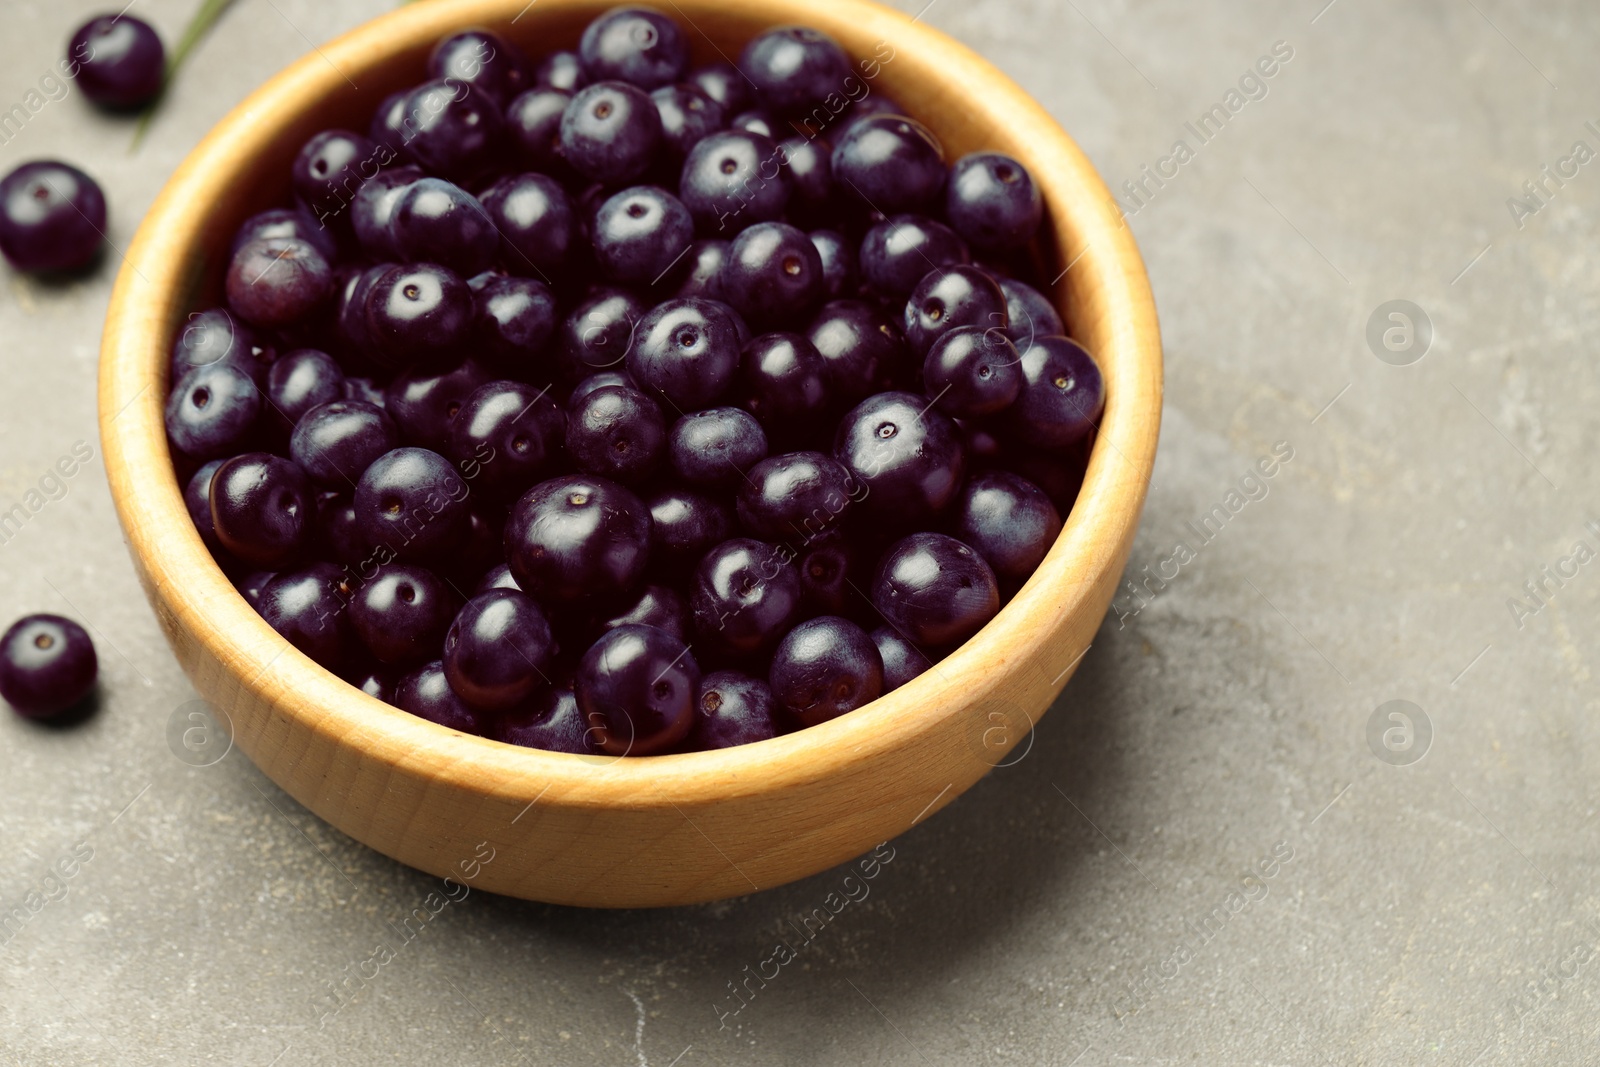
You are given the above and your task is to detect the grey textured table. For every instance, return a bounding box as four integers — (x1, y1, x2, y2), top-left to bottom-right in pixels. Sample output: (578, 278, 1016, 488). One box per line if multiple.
(3, 0, 1596, 1063)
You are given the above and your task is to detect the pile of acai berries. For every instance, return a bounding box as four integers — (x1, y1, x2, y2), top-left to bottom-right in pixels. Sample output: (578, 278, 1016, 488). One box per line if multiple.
(165, 7, 1104, 756)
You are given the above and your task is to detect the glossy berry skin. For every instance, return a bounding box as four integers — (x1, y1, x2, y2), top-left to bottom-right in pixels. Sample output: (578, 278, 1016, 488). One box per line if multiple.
(363, 263, 474, 370)
(258, 564, 354, 671)
(402, 79, 506, 182)
(68, 14, 164, 109)
(601, 584, 687, 641)
(472, 274, 558, 375)
(317, 492, 367, 566)
(348, 668, 396, 704)
(394, 661, 480, 733)
(290, 399, 401, 488)
(497, 686, 597, 753)
(721, 222, 824, 328)
(689, 538, 803, 658)
(353, 447, 471, 562)
(1011, 336, 1105, 451)
(678, 130, 789, 232)
(871, 532, 999, 648)
(810, 230, 855, 300)
(904, 264, 1008, 357)
(953, 470, 1062, 583)
(691, 670, 777, 749)
(688, 62, 751, 114)
(998, 275, 1064, 347)
(169, 307, 276, 384)
(738, 333, 831, 440)
(210, 453, 314, 568)
(443, 589, 556, 710)
(481, 172, 575, 274)
(737, 451, 854, 542)
(834, 391, 967, 524)
(873, 626, 933, 692)
(739, 27, 851, 115)
(923, 326, 1022, 418)
(557, 288, 644, 383)
(225, 235, 332, 329)
(579, 7, 689, 89)
(780, 137, 835, 221)
(0, 614, 97, 720)
(859, 215, 968, 299)
(231, 207, 338, 263)
(350, 564, 458, 667)
(567, 385, 666, 486)
(393, 178, 498, 276)
(384, 358, 493, 452)
(945, 152, 1044, 251)
(833, 115, 946, 215)
(536, 50, 586, 92)
(807, 299, 908, 407)
(731, 110, 779, 138)
(184, 460, 226, 554)
(570, 371, 634, 406)
(505, 87, 572, 172)
(769, 616, 883, 728)
(292, 129, 377, 224)
(560, 80, 662, 185)
(504, 475, 652, 609)
(368, 90, 414, 157)
(668, 407, 767, 489)
(0, 161, 104, 271)
(428, 30, 529, 107)
(446, 379, 563, 500)
(238, 570, 276, 608)
(165, 364, 261, 461)
(796, 532, 857, 615)
(652, 84, 724, 160)
(266, 349, 345, 432)
(576, 624, 699, 757)
(647, 487, 732, 568)
(592, 186, 694, 284)
(351, 165, 423, 258)
(670, 239, 727, 299)
(626, 297, 743, 409)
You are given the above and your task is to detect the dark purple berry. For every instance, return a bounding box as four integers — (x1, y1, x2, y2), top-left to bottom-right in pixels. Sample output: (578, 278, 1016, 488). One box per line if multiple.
(601, 584, 687, 641)
(566, 385, 666, 485)
(923, 326, 1022, 418)
(266, 348, 345, 432)
(67, 14, 164, 109)
(871, 532, 998, 647)
(859, 215, 967, 300)
(384, 358, 493, 451)
(647, 486, 733, 568)
(428, 30, 529, 107)
(736, 451, 854, 542)
(393, 178, 498, 276)
(169, 307, 276, 384)
(579, 6, 689, 89)
(687, 62, 751, 114)
(556, 287, 644, 383)
(446, 379, 564, 500)
(678, 129, 790, 232)
(652, 84, 725, 159)
(689, 538, 802, 657)
(210, 453, 314, 568)
(626, 297, 743, 409)
(796, 532, 858, 615)
(769, 616, 882, 727)
(998, 275, 1064, 347)
(481, 172, 575, 274)
(576, 624, 698, 756)
(362, 263, 474, 369)
(720, 221, 824, 327)
(0, 614, 97, 719)
(833, 114, 945, 214)
(810, 229, 855, 300)
(394, 661, 481, 733)
(739, 27, 851, 115)
(505, 88, 572, 173)
(904, 264, 1008, 357)
(238, 571, 276, 608)
(570, 370, 635, 406)
(443, 589, 556, 710)
(807, 299, 909, 406)
(730, 110, 780, 138)
(292, 129, 377, 226)
(231, 207, 338, 263)
(560, 80, 662, 185)
(739, 332, 830, 439)
(691, 670, 776, 749)
(258, 564, 354, 671)
(953, 471, 1062, 583)
(504, 475, 651, 609)
(1011, 336, 1105, 451)
(536, 49, 586, 92)
(165, 364, 261, 461)
(873, 626, 932, 692)
(225, 235, 332, 329)
(317, 492, 367, 566)
(668, 407, 767, 489)
(592, 185, 694, 284)
(402, 79, 506, 182)
(472, 274, 559, 375)
(351, 165, 424, 258)
(290, 400, 401, 488)
(477, 563, 520, 595)
(834, 391, 967, 523)
(350, 564, 458, 667)
(497, 686, 597, 753)
(185, 460, 226, 554)
(946, 152, 1043, 251)
(668, 239, 727, 299)
(353, 447, 471, 562)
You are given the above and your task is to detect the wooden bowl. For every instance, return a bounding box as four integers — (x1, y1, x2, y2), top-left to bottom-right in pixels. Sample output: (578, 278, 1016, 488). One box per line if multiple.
(97, 0, 1162, 907)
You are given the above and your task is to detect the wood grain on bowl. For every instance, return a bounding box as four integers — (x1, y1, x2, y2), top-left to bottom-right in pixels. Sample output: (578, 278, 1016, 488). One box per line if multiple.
(98, 0, 1161, 907)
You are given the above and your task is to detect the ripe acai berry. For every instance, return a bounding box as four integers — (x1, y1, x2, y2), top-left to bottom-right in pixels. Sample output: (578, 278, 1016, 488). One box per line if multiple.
(0, 614, 98, 719)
